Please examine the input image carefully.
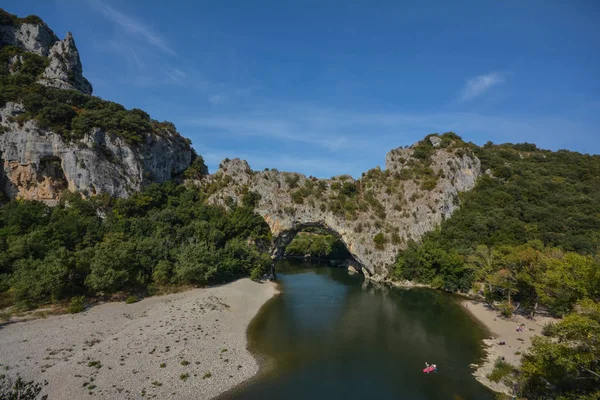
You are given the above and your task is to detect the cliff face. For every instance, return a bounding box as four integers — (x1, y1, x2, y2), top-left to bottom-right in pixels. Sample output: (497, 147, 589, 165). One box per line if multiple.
(0, 10, 192, 202)
(0, 14, 92, 94)
(0, 103, 191, 203)
(201, 136, 481, 279)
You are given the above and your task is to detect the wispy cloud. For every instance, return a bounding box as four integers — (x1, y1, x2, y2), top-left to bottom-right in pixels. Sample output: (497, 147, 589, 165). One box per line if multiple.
(102, 40, 145, 69)
(183, 116, 350, 150)
(166, 68, 186, 81)
(91, 0, 175, 55)
(459, 72, 504, 102)
(180, 102, 598, 178)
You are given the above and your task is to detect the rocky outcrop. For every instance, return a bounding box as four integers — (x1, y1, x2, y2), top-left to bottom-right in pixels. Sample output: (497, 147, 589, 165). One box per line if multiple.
(38, 32, 92, 94)
(0, 10, 92, 94)
(200, 137, 481, 279)
(0, 10, 191, 201)
(0, 102, 191, 203)
(0, 17, 57, 56)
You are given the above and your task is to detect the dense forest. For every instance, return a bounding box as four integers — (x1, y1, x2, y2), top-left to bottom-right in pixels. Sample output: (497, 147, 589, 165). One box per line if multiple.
(0, 181, 272, 312)
(393, 140, 600, 399)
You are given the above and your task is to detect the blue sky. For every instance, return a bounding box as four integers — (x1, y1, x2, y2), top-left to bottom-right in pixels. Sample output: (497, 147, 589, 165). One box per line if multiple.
(5, 0, 600, 177)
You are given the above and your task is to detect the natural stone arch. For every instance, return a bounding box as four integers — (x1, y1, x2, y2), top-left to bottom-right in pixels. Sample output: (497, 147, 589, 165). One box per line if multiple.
(203, 135, 481, 280)
(270, 221, 365, 274)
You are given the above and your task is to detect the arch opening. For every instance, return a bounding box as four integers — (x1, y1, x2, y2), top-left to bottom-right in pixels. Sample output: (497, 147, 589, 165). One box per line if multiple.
(271, 222, 365, 275)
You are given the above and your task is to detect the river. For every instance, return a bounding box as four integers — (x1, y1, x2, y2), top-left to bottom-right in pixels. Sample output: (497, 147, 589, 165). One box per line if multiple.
(223, 260, 494, 400)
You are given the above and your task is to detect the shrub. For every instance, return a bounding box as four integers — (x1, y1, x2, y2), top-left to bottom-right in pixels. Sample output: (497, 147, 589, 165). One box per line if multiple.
(152, 260, 173, 285)
(285, 174, 300, 189)
(499, 302, 515, 318)
(0, 374, 48, 400)
(184, 156, 208, 179)
(487, 358, 515, 383)
(291, 190, 305, 204)
(125, 295, 138, 304)
(420, 178, 438, 190)
(67, 296, 85, 314)
(87, 361, 102, 369)
(373, 233, 386, 250)
(241, 188, 261, 208)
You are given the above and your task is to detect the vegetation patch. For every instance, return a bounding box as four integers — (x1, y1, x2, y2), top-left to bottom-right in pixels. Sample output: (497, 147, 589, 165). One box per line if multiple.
(0, 183, 272, 309)
(285, 229, 349, 260)
(487, 358, 515, 383)
(67, 296, 85, 313)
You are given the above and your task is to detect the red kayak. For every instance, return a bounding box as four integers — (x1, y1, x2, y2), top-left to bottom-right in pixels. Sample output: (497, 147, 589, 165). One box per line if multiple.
(423, 366, 435, 373)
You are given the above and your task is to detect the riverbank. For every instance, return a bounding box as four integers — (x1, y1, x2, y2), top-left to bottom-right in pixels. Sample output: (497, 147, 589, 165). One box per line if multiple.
(463, 300, 557, 395)
(0, 278, 278, 400)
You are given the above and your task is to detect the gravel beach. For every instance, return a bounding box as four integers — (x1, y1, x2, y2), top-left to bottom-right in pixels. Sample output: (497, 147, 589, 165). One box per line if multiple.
(463, 300, 557, 395)
(0, 278, 277, 400)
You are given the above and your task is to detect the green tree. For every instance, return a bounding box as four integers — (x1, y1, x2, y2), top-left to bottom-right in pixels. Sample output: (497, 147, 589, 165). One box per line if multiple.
(534, 252, 599, 316)
(85, 235, 138, 293)
(519, 299, 600, 399)
(465, 244, 498, 304)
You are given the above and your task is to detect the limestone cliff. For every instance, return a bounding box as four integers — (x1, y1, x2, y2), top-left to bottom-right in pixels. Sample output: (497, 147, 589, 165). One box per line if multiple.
(0, 9, 92, 94)
(0, 9, 192, 202)
(0, 102, 191, 203)
(199, 135, 481, 279)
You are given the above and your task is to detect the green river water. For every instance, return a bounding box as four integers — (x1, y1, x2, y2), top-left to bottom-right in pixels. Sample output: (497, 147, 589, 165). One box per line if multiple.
(224, 261, 495, 400)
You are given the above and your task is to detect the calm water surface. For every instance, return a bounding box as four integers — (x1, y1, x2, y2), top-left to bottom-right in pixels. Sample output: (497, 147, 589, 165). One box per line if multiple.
(224, 261, 494, 400)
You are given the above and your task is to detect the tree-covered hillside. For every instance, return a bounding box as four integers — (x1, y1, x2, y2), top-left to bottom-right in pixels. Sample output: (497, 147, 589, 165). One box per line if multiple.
(0, 182, 272, 311)
(394, 141, 600, 297)
(393, 140, 600, 399)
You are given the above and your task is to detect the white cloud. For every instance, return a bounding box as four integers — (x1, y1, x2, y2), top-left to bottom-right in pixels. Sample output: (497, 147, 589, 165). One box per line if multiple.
(459, 72, 504, 101)
(102, 40, 145, 69)
(91, 0, 176, 55)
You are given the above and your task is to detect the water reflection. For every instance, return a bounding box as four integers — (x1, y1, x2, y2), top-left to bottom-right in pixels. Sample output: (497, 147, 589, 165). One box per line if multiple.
(224, 261, 494, 400)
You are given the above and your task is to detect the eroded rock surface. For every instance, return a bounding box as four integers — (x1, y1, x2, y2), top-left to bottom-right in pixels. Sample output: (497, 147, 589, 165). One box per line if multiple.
(201, 137, 481, 278)
(0, 13, 92, 94)
(0, 102, 192, 202)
